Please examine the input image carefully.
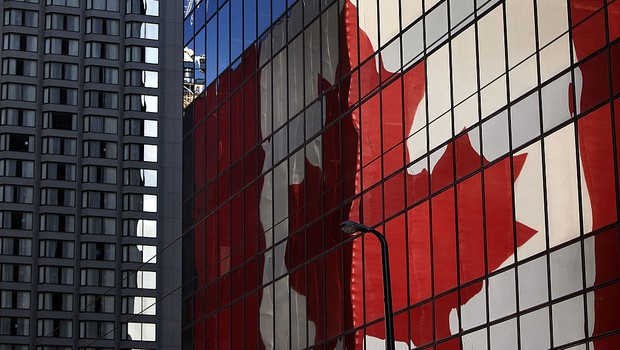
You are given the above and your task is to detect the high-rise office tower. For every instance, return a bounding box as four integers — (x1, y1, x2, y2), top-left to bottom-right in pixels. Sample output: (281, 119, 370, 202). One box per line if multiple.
(0, 0, 182, 349)
(182, 0, 620, 349)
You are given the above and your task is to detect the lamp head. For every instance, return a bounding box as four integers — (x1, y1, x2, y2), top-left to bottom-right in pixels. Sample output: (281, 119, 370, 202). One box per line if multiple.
(340, 220, 372, 234)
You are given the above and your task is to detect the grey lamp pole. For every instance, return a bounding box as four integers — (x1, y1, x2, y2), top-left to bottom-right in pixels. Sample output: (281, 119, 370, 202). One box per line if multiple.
(340, 220, 396, 350)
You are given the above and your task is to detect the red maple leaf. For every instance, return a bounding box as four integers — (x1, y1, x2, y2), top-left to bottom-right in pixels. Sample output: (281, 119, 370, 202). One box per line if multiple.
(342, 2, 538, 347)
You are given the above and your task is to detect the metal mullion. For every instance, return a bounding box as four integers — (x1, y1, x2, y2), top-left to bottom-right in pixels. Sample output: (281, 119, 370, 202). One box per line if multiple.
(300, 1, 311, 345)
(227, 4, 234, 348)
(313, 3, 327, 341)
(213, 5, 222, 344)
(532, 3, 556, 348)
(396, 0, 413, 343)
(266, 0, 277, 345)
(563, 1, 593, 347)
(253, 23, 262, 342)
(532, 0, 552, 346)
(238, 2, 248, 345)
(444, 2, 464, 347)
(334, 0, 348, 340)
(371, 0, 395, 336)
(470, 0, 492, 347)
(605, 0, 620, 294)
(509, 0, 540, 347)
(283, 6, 294, 347)
(349, 0, 370, 340)
(419, 0, 437, 346)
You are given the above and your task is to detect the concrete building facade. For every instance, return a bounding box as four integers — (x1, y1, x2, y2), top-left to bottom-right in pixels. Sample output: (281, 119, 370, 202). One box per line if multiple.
(0, 0, 182, 349)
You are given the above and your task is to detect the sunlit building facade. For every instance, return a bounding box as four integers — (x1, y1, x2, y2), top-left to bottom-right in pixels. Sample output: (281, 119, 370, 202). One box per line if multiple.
(182, 0, 620, 348)
(0, 0, 182, 349)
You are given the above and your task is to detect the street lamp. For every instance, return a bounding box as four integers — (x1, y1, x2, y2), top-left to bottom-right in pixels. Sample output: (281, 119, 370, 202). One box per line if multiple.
(340, 221, 395, 350)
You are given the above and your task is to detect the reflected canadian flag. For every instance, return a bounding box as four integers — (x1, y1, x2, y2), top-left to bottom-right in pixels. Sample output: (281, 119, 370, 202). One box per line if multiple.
(249, 0, 620, 349)
(345, 0, 619, 349)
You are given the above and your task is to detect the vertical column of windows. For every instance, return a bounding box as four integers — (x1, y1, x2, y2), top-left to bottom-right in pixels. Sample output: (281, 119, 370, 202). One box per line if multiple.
(80, 1, 122, 347)
(121, 1, 160, 345)
(82, 5, 120, 259)
(0, 5, 39, 345)
(37, 3, 81, 346)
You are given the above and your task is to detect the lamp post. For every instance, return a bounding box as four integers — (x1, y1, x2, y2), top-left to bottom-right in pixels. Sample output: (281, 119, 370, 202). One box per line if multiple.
(340, 220, 395, 350)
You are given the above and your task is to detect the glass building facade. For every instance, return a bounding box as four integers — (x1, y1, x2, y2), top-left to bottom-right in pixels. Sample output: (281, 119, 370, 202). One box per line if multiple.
(0, 0, 182, 349)
(182, 0, 620, 348)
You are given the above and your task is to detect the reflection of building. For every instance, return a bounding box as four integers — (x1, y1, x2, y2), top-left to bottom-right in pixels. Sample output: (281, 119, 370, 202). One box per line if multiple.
(183, 48, 197, 107)
(0, 0, 181, 349)
(183, 1, 620, 349)
(183, 48, 205, 108)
